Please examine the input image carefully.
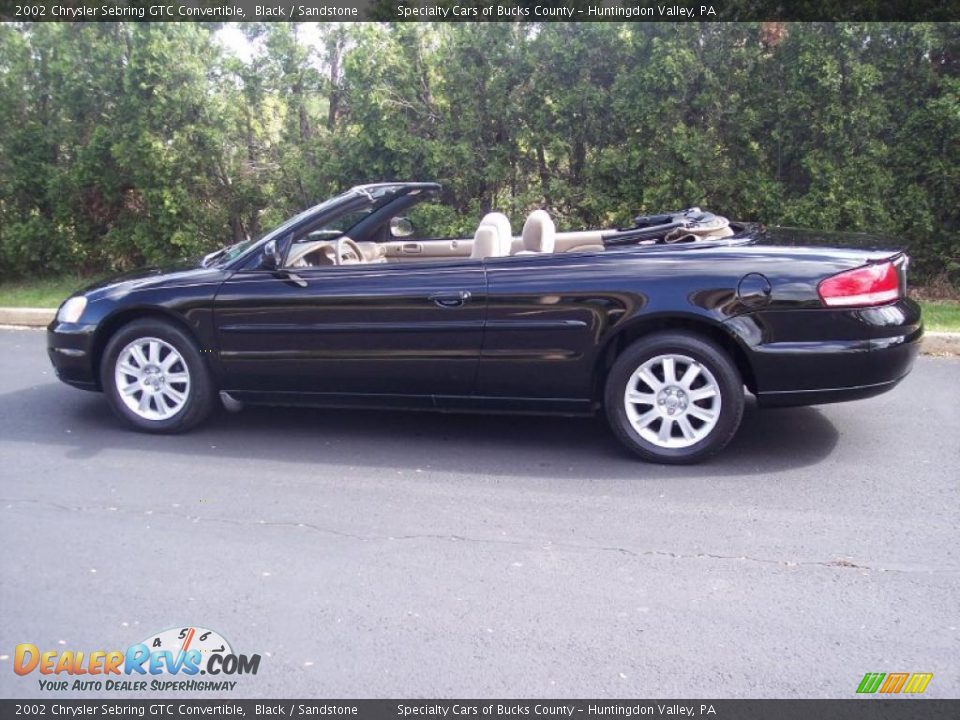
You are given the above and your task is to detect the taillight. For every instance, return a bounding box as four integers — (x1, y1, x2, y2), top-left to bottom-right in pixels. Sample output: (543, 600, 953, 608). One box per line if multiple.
(817, 261, 901, 307)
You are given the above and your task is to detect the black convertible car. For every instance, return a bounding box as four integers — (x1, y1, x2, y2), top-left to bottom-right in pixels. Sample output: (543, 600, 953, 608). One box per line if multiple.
(48, 182, 921, 463)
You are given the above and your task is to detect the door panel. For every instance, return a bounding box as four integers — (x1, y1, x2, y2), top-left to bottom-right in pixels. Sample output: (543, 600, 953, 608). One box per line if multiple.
(383, 238, 473, 262)
(477, 254, 624, 400)
(213, 261, 487, 397)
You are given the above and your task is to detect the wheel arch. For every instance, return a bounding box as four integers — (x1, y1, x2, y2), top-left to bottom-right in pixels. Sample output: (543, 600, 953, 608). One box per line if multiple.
(592, 313, 757, 401)
(91, 307, 209, 390)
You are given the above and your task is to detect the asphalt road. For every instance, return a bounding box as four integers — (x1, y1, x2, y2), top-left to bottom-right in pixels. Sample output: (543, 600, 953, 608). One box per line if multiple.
(0, 327, 957, 699)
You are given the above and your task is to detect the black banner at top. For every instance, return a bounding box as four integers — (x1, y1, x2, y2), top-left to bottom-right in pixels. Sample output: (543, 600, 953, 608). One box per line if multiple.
(1, 0, 958, 22)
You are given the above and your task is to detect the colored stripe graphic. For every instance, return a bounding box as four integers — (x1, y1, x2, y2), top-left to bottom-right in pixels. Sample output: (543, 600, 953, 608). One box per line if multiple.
(903, 673, 934, 694)
(857, 673, 885, 694)
(857, 672, 933, 694)
(879, 673, 909, 693)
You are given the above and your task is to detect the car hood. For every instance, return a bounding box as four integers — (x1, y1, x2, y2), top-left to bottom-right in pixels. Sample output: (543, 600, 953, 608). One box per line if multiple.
(78, 261, 228, 302)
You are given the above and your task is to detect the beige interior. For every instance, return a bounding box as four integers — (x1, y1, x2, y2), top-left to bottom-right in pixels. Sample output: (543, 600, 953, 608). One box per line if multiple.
(285, 209, 739, 268)
(514, 210, 556, 255)
(287, 236, 388, 267)
(469, 225, 507, 260)
(471, 213, 513, 259)
(286, 230, 609, 268)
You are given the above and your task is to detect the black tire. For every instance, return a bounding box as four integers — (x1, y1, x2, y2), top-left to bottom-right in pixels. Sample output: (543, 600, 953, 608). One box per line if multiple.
(100, 318, 215, 433)
(604, 331, 744, 464)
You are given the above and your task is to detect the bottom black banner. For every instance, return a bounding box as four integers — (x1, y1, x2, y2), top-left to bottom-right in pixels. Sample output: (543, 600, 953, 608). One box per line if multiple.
(0, 700, 957, 720)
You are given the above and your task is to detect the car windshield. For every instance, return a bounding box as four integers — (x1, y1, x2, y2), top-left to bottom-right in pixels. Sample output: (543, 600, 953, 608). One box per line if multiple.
(201, 185, 412, 267)
(202, 237, 258, 266)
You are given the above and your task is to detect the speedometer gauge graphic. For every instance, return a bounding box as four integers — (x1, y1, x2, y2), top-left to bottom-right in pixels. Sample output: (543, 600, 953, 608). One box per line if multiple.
(139, 626, 233, 659)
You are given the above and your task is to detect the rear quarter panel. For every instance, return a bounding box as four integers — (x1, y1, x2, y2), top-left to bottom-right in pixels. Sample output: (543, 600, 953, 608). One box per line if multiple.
(478, 241, 909, 401)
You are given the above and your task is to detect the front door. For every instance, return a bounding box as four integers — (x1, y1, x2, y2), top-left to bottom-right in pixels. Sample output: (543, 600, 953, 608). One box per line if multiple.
(213, 260, 487, 401)
(476, 253, 607, 403)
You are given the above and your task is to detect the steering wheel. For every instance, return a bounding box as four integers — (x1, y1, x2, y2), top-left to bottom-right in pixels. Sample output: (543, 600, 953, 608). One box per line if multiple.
(335, 237, 365, 266)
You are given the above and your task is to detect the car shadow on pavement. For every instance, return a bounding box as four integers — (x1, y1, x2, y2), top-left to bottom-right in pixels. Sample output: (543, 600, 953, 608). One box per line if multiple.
(0, 382, 840, 479)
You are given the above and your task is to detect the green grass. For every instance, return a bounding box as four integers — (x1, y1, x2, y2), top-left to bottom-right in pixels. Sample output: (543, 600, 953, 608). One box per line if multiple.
(1, 274, 959, 333)
(0, 276, 91, 309)
(921, 300, 960, 333)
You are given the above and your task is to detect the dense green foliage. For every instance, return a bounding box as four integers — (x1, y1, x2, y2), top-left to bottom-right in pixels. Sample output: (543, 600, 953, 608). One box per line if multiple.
(0, 22, 957, 283)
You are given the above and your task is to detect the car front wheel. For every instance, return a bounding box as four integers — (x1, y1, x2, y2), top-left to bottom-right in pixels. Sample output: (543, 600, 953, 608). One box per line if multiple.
(604, 332, 744, 464)
(100, 319, 215, 433)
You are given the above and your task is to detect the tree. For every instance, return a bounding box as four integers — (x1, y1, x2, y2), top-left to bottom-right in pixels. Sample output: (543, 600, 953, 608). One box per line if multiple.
(1, 21, 957, 285)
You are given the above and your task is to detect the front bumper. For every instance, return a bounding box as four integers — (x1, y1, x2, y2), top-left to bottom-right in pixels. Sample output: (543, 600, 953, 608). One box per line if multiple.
(729, 298, 923, 408)
(47, 320, 99, 391)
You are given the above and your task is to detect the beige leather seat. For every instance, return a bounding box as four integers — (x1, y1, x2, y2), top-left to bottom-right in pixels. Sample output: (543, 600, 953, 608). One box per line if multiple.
(515, 210, 556, 255)
(470, 212, 513, 259)
(470, 225, 510, 260)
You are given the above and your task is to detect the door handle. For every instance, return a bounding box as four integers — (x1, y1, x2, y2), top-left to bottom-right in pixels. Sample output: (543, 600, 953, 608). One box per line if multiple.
(429, 290, 471, 308)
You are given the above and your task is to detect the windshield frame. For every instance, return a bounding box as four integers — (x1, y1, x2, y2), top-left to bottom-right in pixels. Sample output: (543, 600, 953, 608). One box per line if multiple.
(215, 183, 441, 271)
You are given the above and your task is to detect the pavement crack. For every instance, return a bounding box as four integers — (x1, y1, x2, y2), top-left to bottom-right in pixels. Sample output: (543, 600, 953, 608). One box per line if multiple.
(629, 549, 878, 572)
(0, 497, 940, 576)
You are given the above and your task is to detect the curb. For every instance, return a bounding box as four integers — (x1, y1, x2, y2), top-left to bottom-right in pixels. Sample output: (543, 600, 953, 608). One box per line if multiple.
(0, 307, 55, 327)
(922, 332, 960, 356)
(1, 306, 958, 356)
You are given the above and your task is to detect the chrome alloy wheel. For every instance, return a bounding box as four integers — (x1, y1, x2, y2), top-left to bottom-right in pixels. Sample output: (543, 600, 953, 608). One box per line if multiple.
(114, 337, 191, 421)
(623, 353, 722, 449)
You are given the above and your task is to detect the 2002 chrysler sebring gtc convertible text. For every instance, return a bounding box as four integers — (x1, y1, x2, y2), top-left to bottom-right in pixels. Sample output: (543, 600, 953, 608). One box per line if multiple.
(48, 182, 922, 464)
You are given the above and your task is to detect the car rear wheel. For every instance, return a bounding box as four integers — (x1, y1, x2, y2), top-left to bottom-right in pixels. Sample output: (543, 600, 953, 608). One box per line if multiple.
(604, 332, 744, 464)
(100, 319, 215, 433)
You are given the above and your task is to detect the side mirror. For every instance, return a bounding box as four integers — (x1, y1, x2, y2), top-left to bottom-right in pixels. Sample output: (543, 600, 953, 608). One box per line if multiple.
(390, 216, 415, 238)
(261, 239, 281, 270)
(261, 233, 293, 270)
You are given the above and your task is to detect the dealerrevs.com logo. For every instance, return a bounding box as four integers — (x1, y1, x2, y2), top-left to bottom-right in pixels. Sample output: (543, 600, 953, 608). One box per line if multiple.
(13, 626, 261, 692)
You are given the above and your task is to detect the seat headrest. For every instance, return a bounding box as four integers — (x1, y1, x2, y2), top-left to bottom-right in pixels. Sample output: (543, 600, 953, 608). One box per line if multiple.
(471, 225, 509, 259)
(480, 212, 512, 246)
(471, 212, 513, 259)
(521, 210, 556, 253)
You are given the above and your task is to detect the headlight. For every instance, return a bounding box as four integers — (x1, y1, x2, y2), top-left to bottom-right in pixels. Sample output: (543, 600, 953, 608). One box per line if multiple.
(57, 296, 88, 323)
